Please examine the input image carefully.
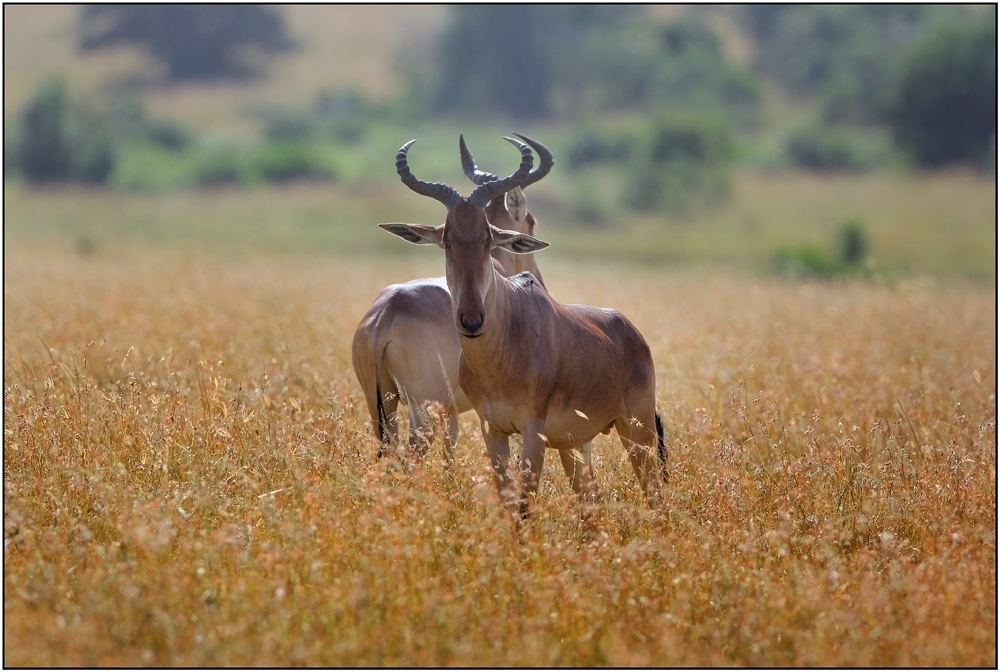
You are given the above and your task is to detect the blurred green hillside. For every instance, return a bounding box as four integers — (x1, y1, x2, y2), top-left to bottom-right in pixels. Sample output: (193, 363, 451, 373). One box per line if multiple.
(3, 5, 996, 280)
(3, 5, 448, 134)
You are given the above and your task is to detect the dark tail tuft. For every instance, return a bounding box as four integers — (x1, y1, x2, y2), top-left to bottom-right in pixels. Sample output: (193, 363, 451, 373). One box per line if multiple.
(655, 411, 668, 482)
(376, 382, 390, 457)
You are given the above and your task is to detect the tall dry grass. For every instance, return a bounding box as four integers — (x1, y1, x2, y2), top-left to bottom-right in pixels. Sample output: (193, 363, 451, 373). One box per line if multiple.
(4, 249, 996, 666)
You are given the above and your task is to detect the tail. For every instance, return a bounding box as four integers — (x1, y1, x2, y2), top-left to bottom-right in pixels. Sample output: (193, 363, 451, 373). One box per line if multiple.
(351, 322, 392, 452)
(655, 411, 668, 482)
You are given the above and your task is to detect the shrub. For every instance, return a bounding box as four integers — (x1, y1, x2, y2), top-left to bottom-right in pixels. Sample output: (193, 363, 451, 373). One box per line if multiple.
(255, 142, 334, 182)
(110, 142, 192, 192)
(4, 123, 18, 178)
(622, 111, 734, 214)
(15, 79, 72, 182)
(108, 94, 194, 151)
(259, 110, 318, 142)
(565, 128, 632, 170)
(13, 78, 117, 184)
(784, 124, 873, 172)
(772, 218, 872, 279)
(193, 145, 253, 187)
(772, 246, 841, 279)
(839, 218, 869, 266)
(144, 119, 194, 151)
(65, 109, 116, 183)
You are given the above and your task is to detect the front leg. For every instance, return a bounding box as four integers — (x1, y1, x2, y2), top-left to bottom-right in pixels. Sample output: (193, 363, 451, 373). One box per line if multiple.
(480, 418, 515, 507)
(557, 440, 599, 503)
(519, 422, 548, 518)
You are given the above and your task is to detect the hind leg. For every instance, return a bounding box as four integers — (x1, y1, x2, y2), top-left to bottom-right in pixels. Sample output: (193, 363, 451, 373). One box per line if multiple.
(377, 388, 400, 458)
(613, 415, 661, 505)
(407, 404, 432, 457)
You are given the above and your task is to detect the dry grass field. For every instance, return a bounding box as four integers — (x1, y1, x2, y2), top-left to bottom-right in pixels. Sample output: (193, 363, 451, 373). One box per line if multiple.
(4, 5, 995, 664)
(4, 243, 995, 666)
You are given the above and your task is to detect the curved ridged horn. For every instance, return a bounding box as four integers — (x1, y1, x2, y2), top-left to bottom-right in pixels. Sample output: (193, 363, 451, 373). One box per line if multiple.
(396, 139, 463, 211)
(459, 134, 499, 184)
(512, 133, 554, 190)
(460, 133, 554, 190)
(467, 137, 534, 210)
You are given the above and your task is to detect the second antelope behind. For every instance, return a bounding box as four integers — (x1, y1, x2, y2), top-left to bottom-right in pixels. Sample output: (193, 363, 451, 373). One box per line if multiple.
(380, 136, 668, 518)
(351, 134, 553, 457)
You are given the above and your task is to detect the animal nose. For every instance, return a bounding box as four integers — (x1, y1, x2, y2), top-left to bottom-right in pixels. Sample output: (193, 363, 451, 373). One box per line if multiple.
(460, 313, 484, 334)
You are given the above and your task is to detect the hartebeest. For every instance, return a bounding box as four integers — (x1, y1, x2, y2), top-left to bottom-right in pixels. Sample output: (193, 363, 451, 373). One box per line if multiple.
(351, 134, 554, 456)
(380, 137, 667, 515)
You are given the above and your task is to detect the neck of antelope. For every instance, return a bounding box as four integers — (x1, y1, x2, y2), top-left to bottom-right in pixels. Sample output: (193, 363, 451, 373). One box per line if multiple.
(491, 248, 546, 289)
(455, 264, 540, 377)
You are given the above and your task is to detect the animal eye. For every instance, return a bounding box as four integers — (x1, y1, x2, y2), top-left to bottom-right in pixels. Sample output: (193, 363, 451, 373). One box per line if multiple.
(444, 240, 452, 249)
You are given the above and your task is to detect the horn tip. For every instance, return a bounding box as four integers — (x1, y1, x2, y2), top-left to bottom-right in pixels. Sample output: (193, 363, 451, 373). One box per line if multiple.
(501, 135, 528, 149)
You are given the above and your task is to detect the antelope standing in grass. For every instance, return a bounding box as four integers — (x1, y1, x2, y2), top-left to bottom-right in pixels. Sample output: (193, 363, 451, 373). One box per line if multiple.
(351, 134, 553, 456)
(380, 137, 666, 517)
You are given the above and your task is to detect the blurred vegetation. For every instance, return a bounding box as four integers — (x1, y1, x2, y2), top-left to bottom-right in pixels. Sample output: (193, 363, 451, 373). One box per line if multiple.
(772, 218, 873, 279)
(2, 3, 995, 265)
(418, 7, 763, 128)
(621, 111, 735, 214)
(10, 78, 116, 184)
(783, 124, 891, 173)
(883, 16, 997, 167)
(78, 5, 295, 82)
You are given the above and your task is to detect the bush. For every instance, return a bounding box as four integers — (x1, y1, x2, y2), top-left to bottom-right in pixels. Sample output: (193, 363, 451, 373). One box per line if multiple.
(14, 79, 72, 182)
(259, 110, 318, 142)
(622, 111, 734, 214)
(144, 119, 194, 151)
(110, 142, 192, 192)
(4, 123, 18, 178)
(839, 218, 869, 266)
(255, 142, 334, 182)
(193, 145, 253, 187)
(251, 91, 371, 144)
(107, 94, 194, 151)
(12, 78, 117, 184)
(772, 218, 872, 279)
(565, 128, 633, 170)
(784, 124, 874, 172)
(772, 246, 841, 279)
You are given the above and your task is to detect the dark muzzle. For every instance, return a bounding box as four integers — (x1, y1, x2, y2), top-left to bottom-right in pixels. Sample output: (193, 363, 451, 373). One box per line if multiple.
(460, 313, 484, 336)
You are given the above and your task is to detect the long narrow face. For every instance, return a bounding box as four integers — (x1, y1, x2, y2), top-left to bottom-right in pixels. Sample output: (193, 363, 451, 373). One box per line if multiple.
(443, 201, 495, 338)
(380, 203, 548, 339)
(380, 136, 549, 338)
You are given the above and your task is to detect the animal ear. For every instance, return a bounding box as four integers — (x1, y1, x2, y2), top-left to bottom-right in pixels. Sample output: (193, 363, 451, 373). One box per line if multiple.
(491, 225, 549, 254)
(504, 187, 527, 224)
(378, 223, 444, 248)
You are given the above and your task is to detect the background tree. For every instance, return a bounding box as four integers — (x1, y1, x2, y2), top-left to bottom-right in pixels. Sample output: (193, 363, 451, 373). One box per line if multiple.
(584, 15, 761, 127)
(78, 5, 295, 82)
(883, 15, 997, 168)
(740, 5, 951, 124)
(429, 5, 639, 120)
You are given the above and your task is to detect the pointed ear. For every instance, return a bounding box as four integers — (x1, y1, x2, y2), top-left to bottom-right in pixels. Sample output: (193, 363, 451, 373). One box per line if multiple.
(504, 187, 527, 224)
(379, 223, 444, 248)
(490, 225, 549, 254)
